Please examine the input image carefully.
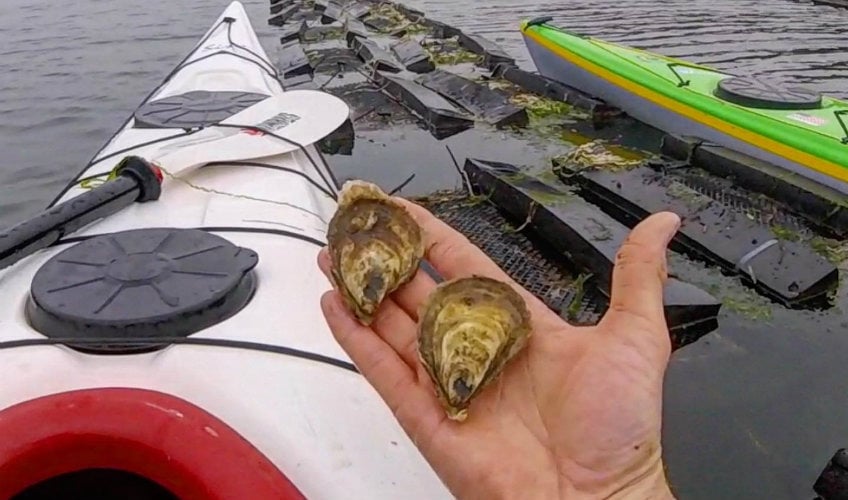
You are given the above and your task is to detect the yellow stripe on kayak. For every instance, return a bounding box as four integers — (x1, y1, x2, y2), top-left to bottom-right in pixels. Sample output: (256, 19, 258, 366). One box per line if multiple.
(522, 27, 848, 185)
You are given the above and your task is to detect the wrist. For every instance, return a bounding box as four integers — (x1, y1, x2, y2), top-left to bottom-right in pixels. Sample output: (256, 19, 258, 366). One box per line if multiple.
(605, 462, 675, 500)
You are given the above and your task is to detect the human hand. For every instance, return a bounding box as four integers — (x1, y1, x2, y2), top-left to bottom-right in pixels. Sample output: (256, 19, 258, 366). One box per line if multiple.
(317, 198, 680, 500)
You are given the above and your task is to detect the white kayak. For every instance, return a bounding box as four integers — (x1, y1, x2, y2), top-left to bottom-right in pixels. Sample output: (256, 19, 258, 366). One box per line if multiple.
(0, 2, 451, 498)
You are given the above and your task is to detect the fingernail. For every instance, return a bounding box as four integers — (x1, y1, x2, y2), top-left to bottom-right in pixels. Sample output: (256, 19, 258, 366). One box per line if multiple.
(663, 213, 682, 246)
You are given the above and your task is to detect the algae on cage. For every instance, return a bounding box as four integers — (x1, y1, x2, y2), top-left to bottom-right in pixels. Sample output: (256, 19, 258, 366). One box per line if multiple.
(301, 27, 345, 42)
(421, 38, 482, 66)
(565, 273, 593, 322)
(703, 283, 774, 321)
(766, 223, 846, 268)
(811, 236, 848, 267)
(720, 295, 774, 321)
(552, 140, 647, 175)
(770, 224, 802, 243)
(510, 92, 575, 119)
(364, 3, 428, 34)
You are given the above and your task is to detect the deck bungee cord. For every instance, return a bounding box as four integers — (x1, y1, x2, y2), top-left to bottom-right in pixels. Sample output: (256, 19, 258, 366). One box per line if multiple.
(48, 14, 286, 208)
(0, 336, 357, 373)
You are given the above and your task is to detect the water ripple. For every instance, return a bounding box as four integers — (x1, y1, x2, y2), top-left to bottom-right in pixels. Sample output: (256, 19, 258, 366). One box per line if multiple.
(406, 0, 848, 99)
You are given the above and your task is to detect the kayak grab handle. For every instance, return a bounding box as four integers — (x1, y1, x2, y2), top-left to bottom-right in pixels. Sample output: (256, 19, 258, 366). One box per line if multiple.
(0, 156, 161, 272)
(526, 16, 553, 28)
(524, 16, 588, 39)
(835, 110, 848, 144)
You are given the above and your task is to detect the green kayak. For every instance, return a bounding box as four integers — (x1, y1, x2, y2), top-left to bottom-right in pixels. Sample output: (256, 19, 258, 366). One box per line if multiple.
(521, 18, 848, 196)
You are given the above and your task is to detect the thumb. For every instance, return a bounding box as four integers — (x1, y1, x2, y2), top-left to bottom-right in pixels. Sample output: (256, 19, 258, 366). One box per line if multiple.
(601, 211, 681, 352)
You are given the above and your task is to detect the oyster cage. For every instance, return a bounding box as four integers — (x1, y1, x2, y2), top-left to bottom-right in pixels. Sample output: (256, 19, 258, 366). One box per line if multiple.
(415, 190, 606, 327)
(415, 190, 720, 350)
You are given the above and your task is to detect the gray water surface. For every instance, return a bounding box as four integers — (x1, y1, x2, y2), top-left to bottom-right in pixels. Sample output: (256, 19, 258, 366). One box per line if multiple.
(2, 1, 848, 499)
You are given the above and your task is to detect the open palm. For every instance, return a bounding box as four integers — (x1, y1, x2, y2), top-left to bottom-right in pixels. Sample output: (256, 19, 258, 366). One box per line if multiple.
(318, 199, 679, 500)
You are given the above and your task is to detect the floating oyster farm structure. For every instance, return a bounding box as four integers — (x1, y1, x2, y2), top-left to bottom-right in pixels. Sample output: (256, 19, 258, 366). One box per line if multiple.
(265, 0, 846, 353)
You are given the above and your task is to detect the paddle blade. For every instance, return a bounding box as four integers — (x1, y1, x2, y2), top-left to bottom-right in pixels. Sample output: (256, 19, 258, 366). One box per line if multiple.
(157, 90, 351, 176)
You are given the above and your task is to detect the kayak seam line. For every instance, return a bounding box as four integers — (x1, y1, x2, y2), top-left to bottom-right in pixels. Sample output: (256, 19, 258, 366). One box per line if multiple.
(203, 161, 334, 199)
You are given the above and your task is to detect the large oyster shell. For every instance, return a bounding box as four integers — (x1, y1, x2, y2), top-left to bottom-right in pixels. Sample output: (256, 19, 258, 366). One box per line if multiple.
(326, 180, 424, 325)
(417, 276, 532, 421)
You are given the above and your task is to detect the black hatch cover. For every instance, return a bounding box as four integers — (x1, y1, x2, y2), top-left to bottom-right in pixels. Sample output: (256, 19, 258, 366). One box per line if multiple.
(714, 76, 822, 110)
(134, 90, 269, 129)
(27, 228, 258, 354)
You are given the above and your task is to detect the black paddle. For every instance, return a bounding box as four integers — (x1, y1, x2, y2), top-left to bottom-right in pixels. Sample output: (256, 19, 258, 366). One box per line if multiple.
(0, 156, 161, 272)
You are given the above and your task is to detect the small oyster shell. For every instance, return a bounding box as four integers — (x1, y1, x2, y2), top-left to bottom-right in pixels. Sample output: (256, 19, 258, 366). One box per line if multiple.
(417, 276, 532, 421)
(326, 180, 424, 325)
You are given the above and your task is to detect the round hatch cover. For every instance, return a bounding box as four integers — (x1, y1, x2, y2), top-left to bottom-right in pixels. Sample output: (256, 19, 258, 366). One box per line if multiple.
(27, 228, 259, 354)
(134, 90, 270, 129)
(714, 76, 822, 110)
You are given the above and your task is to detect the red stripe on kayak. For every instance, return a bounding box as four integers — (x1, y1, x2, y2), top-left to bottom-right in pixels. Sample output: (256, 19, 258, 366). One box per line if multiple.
(0, 388, 305, 500)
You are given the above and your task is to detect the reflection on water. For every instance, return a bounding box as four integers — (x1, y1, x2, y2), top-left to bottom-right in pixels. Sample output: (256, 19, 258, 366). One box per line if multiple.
(1, 1, 847, 499)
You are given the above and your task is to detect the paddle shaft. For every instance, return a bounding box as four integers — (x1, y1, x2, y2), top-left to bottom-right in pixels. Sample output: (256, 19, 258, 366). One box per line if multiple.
(0, 157, 161, 272)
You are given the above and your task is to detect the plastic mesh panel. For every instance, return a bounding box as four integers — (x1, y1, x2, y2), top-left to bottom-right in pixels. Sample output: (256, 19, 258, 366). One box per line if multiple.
(416, 191, 606, 326)
(669, 167, 813, 235)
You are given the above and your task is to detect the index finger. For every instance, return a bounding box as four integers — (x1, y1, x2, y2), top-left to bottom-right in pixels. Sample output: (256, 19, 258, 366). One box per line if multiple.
(395, 198, 566, 329)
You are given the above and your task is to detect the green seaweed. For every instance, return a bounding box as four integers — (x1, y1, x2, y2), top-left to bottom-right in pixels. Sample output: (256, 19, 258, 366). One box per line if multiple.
(702, 282, 773, 321)
(552, 140, 646, 176)
(424, 46, 481, 66)
(301, 27, 345, 43)
(566, 273, 594, 322)
(420, 36, 482, 66)
(770, 224, 801, 242)
(810, 236, 848, 267)
(510, 92, 574, 120)
(526, 188, 577, 208)
(365, 3, 407, 24)
(399, 22, 430, 35)
(721, 296, 774, 321)
(411, 188, 494, 210)
(364, 3, 430, 36)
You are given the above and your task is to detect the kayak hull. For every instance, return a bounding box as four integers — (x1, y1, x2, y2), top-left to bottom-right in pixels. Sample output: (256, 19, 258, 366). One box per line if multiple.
(0, 2, 451, 498)
(522, 24, 848, 196)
